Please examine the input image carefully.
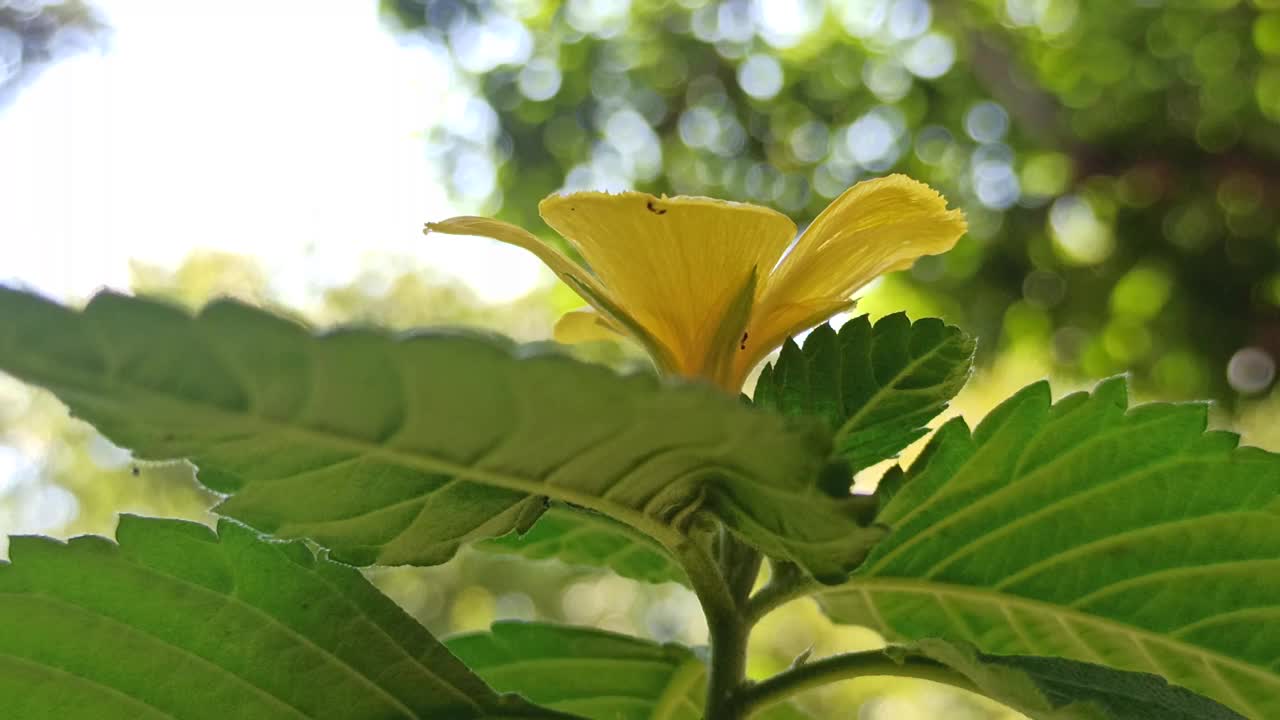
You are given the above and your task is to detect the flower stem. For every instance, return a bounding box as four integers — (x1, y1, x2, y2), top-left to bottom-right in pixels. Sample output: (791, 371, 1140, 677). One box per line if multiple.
(735, 650, 981, 717)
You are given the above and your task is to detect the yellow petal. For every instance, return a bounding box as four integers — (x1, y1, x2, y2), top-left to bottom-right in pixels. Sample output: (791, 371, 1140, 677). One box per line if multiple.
(425, 216, 613, 304)
(553, 308, 624, 344)
(746, 175, 966, 372)
(539, 192, 796, 378)
(731, 297, 854, 388)
(427, 215, 679, 372)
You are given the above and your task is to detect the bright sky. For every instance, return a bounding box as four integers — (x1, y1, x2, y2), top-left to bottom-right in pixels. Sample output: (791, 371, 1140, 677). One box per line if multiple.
(0, 0, 546, 307)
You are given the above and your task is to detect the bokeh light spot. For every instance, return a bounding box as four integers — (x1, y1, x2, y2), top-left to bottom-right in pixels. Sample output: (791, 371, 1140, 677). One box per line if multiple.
(788, 120, 829, 163)
(971, 143, 1020, 210)
(1020, 152, 1072, 197)
(862, 57, 913, 102)
(1163, 203, 1215, 252)
(1022, 270, 1066, 307)
(450, 586, 496, 632)
(835, 0, 889, 37)
(1194, 30, 1241, 77)
(1228, 347, 1276, 394)
(846, 106, 906, 170)
(737, 53, 784, 100)
(1111, 265, 1173, 320)
(678, 106, 722, 148)
(753, 0, 825, 48)
(1256, 66, 1280, 120)
(1050, 195, 1114, 265)
(517, 58, 562, 101)
(904, 32, 956, 79)
(566, 0, 633, 38)
(887, 0, 932, 40)
(1256, 14, 1280, 55)
(494, 592, 536, 621)
(449, 16, 532, 73)
(914, 125, 954, 165)
(964, 101, 1010, 143)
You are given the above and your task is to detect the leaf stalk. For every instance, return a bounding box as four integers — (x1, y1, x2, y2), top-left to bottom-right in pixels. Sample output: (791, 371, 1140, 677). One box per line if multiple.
(734, 649, 981, 717)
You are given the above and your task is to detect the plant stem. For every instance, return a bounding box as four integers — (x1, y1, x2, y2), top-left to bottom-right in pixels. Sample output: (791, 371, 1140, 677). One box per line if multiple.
(703, 599, 750, 720)
(672, 537, 738, 640)
(675, 531, 753, 719)
(744, 562, 819, 626)
(720, 530, 762, 604)
(735, 650, 982, 717)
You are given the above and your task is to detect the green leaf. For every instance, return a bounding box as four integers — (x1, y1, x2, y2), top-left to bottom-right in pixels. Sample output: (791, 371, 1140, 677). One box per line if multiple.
(0, 289, 878, 580)
(753, 314, 974, 473)
(936, 646, 1247, 720)
(802, 641, 1243, 719)
(0, 515, 570, 719)
(447, 622, 810, 720)
(819, 377, 1280, 718)
(479, 504, 688, 586)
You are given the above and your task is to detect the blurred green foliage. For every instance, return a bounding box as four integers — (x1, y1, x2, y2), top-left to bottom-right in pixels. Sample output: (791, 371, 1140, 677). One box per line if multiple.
(383, 0, 1280, 405)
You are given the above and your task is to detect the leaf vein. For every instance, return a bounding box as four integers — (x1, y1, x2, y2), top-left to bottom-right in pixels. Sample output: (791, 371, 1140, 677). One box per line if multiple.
(868, 408, 1191, 575)
(0, 593, 314, 719)
(0, 650, 185, 720)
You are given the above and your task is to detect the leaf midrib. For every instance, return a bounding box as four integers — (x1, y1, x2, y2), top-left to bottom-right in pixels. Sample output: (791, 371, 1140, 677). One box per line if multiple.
(865, 405, 1191, 574)
(8, 539, 473, 720)
(841, 577, 1276, 712)
(991, 509, 1276, 592)
(922, 454, 1232, 582)
(0, 592, 316, 720)
(0, 651, 181, 720)
(23, 315, 688, 550)
(650, 659, 705, 720)
(833, 332, 959, 445)
(54, 377, 687, 552)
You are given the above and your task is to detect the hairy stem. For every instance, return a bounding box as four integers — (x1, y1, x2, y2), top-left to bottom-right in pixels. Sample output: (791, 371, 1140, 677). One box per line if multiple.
(736, 650, 981, 717)
(672, 534, 736, 627)
(676, 530, 754, 719)
(745, 562, 820, 626)
(704, 603, 750, 720)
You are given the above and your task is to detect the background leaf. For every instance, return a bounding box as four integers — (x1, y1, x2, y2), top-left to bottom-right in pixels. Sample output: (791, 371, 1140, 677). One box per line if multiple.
(0, 289, 878, 579)
(753, 315, 974, 473)
(479, 504, 688, 586)
(820, 377, 1280, 718)
(447, 621, 810, 720)
(791, 641, 1244, 720)
(0, 516, 569, 719)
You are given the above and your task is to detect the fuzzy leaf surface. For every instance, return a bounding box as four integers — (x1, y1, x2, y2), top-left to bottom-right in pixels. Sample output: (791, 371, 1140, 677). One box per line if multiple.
(753, 315, 974, 473)
(820, 378, 1280, 718)
(0, 289, 878, 579)
(447, 622, 809, 720)
(0, 516, 570, 719)
(479, 504, 687, 585)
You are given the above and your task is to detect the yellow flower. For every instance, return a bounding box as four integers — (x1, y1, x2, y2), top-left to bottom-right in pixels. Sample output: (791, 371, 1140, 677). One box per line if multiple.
(426, 174, 966, 391)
